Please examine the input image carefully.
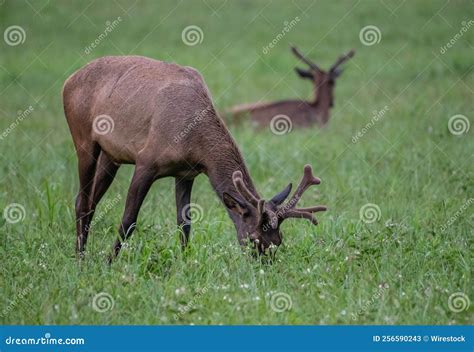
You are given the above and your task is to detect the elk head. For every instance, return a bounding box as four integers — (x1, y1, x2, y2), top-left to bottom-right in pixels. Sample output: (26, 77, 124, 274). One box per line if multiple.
(291, 46, 355, 114)
(223, 165, 327, 255)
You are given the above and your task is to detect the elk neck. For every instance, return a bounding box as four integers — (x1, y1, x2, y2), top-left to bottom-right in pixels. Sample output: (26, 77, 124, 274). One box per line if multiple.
(205, 143, 258, 202)
(311, 84, 332, 122)
(203, 136, 259, 236)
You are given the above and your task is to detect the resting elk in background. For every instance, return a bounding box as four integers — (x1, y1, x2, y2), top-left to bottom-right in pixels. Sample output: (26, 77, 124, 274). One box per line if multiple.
(63, 55, 327, 261)
(228, 46, 355, 128)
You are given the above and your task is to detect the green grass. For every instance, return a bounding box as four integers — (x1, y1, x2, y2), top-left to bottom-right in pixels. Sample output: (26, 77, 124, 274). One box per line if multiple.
(0, 0, 472, 325)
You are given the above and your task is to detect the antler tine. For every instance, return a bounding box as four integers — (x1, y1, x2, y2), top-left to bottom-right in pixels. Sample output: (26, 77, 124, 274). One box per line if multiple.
(295, 205, 328, 213)
(282, 210, 319, 225)
(232, 170, 260, 207)
(330, 49, 355, 72)
(290, 45, 320, 71)
(284, 165, 321, 209)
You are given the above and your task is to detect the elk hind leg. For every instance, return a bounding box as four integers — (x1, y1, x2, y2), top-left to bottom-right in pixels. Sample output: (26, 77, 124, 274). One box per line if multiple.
(87, 152, 121, 232)
(75, 143, 100, 256)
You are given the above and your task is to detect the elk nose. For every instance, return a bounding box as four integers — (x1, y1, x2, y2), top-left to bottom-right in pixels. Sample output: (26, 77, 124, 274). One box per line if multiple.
(249, 233, 259, 242)
(272, 237, 282, 246)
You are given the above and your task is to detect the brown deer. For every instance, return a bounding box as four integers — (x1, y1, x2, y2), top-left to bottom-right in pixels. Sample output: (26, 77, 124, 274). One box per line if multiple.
(62, 55, 327, 261)
(228, 46, 355, 128)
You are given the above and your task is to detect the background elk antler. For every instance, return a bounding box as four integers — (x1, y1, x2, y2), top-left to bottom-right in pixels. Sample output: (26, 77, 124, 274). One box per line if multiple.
(291, 45, 321, 71)
(330, 49, 356, 75)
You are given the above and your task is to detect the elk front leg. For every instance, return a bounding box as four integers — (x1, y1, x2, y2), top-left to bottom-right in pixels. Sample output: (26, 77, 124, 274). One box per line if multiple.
(109, 164, 155, 262)
(175, 177, 194, 249)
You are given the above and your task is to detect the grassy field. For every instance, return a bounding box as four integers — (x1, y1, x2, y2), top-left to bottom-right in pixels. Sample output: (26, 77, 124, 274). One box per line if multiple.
(0, 0, 472, 325)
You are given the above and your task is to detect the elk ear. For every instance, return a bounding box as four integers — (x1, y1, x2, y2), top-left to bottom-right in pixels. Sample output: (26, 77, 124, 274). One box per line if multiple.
(270, 183, 292, 205)
(223, 193, 249, 217)
(295, 67, 313, 79)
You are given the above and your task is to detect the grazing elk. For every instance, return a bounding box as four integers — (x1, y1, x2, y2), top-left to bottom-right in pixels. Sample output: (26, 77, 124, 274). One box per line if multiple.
(228, 46, 355, 128)
(62, 55, 327, 261)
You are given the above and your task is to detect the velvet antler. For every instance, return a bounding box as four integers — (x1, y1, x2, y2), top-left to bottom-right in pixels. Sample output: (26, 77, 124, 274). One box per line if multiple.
(280, 165, 327, 225)
(232, 170, 259, 207)
(291, 45, 321, 71)
(330, 49, 355, 72)
(232, 171, 279, 229)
